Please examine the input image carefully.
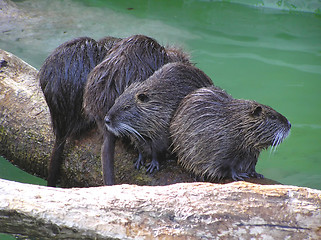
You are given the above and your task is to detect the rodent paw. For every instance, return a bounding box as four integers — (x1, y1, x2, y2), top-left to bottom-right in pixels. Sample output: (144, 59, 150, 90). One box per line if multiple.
(134, 153, 145, 170)
(146, 159, 159, 174)
(231, 171, 250, 181)
(250, 172, 264, 179)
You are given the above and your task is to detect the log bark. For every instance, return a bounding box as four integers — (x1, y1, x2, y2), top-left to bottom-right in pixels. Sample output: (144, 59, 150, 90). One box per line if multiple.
(1, 179, 320, 239)
(0, 49, 52, 179)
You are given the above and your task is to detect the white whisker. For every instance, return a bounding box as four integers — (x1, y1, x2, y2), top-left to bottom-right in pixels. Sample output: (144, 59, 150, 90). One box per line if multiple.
(118, 123, 145, 142)
(270, 128, 289, 155)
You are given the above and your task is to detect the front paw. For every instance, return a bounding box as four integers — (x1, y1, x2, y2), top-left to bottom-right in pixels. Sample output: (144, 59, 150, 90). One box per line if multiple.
(146, 159, 159, 174)
(231, 170, 250, 181)
(250, 171, 264, 179)
(134, 153, 145, 170)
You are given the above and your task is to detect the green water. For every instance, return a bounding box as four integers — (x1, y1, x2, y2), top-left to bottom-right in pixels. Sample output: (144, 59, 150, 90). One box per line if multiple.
(1, 0, 320, 192)
(0, 156, 46, 186)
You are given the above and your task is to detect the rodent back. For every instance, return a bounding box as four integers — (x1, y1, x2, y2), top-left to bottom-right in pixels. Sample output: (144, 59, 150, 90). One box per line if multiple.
(172, 86, 291, 152)
(98, 36, 122, 50)
(83, 35, 187, 125)
(38, 37, 109, 139)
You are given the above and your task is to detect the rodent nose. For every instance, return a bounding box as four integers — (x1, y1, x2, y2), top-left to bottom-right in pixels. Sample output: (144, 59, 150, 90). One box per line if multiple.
(288, 120, 291, 129)
(105, 116, 111, 125)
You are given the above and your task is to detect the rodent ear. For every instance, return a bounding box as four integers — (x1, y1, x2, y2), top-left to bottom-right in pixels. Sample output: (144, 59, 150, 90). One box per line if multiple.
(136, 93, 149, 103)
(252, 106, 262, 117)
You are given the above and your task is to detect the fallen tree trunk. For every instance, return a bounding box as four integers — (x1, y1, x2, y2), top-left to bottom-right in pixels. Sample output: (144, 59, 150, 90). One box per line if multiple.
(1, 179, 320, 239)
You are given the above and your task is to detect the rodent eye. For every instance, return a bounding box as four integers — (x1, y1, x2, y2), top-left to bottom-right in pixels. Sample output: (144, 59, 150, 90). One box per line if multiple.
(123, 105, 131, 111)
(252, 106, 262, 117)
(137, 93, 149, 103)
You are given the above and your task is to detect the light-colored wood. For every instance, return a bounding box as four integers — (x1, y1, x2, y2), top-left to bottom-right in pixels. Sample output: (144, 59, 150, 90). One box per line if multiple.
(1, 179, 320, 239)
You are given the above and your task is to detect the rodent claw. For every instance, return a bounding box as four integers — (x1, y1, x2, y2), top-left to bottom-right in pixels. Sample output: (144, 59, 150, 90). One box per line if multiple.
(134, 153, 145, 170)
(250, 172, 264, 179)
(146, 160, 159, 174)
(231, 171, 250, 181)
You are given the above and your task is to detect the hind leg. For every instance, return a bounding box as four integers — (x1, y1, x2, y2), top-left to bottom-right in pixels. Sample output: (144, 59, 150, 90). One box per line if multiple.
(249, 168, 264, 179)
(47, 137, 66, 187)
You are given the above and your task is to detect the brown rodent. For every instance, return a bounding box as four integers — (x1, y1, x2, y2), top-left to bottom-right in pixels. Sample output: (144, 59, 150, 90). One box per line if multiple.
(38, 36, 120, 187)
(83, 35, 190, 185)
(104, 62, 213, 173)
(170, 86, 291, 181)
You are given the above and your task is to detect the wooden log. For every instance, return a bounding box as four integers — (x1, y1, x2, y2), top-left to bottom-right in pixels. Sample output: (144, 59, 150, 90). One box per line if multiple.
(0, 49, 52, 180)
(0, 179, 320, 239)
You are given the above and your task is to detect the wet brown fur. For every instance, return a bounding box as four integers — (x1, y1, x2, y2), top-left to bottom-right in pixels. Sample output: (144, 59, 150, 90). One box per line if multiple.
(83, 35, 190, 184)
(38, 36, 120, 186)
(105, 62, 213, 172)
(83, 35, 190, 126)
(170, 86, 291, 181)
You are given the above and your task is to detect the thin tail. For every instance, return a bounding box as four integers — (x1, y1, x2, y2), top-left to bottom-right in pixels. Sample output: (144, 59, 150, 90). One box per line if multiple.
(47, 136, 66, 187)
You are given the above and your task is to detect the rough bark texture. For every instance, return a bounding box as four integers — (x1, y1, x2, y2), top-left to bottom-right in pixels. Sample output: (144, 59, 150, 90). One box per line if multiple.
(1, 179, 321, 239)
(0, 49, 52, 176)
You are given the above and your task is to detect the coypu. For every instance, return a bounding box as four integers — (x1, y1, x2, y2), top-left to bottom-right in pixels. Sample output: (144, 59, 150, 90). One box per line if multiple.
(170, 86, 291, 181)
(39, 36, 120, 187)
(83, 34, 191, 185)
(104, 62, 213, 173)
(98, 36, 122, 50)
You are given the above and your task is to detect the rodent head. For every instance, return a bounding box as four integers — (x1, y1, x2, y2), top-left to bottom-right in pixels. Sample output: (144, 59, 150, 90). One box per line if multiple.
(104, 80, 170, 142)
(105, 62, 213, 144)
(233, 100, 291, 152)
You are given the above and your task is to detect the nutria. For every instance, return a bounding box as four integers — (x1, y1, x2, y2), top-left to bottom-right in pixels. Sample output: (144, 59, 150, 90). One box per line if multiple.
(104, 62, 213, 173)
(98, 36, 122, 50)
(39, 36, 120, 187)
(83, 34, 190, 185)
(170, 86, 291, 181)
